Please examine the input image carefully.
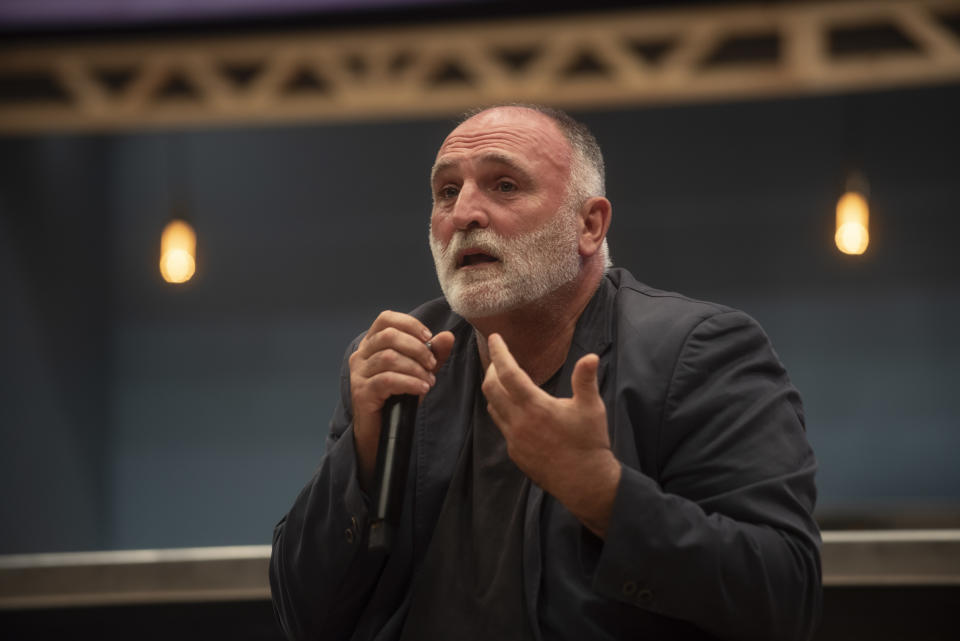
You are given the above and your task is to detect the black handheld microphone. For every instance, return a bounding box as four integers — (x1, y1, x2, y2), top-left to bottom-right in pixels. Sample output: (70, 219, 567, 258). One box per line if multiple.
(368, 394, 419, 552)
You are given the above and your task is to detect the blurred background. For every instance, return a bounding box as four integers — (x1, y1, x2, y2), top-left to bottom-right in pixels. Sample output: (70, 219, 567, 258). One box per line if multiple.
(1, 0, 958, 560)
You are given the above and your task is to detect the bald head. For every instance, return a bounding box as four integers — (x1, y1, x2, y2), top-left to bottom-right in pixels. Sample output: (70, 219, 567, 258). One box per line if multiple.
(456, 104, 606, 207)
(432, 107, 573, 194)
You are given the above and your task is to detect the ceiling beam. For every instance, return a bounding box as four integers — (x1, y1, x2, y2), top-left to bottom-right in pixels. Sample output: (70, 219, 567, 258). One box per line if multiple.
(1, 0, 958, 132)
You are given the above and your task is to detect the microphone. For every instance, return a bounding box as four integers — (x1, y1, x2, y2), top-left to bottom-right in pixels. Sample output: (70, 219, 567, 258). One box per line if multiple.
(368, 394, 419, 552)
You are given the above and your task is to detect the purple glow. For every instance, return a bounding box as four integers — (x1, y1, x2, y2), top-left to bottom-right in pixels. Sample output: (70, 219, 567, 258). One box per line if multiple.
(0, 0, 477, 28)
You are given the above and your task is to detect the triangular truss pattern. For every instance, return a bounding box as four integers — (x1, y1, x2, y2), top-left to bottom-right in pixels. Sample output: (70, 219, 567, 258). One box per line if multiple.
(1, 0, 958, 132)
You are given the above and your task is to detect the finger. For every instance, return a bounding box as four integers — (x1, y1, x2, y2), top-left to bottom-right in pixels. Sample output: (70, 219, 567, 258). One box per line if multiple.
(486, 399, 508, 435)
(481, 360, 516, 420)
(368, 310, 433, 343)
(360, 326, 436, 372)
(487, 333, 537, 402)
(362, 348, 436, 384)
(570, 353, 600, 403)
(481, 360, 503, 404)
(427, 331, 456, 372)
(362, 371, 431, 406)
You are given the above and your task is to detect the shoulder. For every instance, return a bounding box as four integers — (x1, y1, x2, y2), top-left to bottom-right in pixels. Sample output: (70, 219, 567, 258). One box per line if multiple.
(604, 268, 750, 343)
(601, 270, 782, 394)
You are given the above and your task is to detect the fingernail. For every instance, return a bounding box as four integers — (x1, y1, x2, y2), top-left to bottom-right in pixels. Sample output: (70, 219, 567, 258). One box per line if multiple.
(422, 328, 432, 341)
(429, 373, 436, 385)
(420, 381, 430, 394)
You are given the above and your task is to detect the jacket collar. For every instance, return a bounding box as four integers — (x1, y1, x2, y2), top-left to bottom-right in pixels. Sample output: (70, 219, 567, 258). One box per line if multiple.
(551, 272, 616, 398)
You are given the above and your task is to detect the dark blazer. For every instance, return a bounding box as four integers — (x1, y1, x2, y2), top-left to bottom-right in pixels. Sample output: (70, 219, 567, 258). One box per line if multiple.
(270, 268, 822, 641)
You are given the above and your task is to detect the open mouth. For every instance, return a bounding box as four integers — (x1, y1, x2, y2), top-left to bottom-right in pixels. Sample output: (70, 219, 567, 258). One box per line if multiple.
(457, 249, 500, 268)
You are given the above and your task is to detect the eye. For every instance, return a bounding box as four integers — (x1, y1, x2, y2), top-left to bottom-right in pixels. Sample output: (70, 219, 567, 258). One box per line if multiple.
(438, 185, 459, 200)
(496, 180, 517, 193)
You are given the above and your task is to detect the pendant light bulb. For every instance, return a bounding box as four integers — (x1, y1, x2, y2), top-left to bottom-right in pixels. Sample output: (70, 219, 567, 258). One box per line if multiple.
(835, 174, 870, 256)
(160, 219, 197, 283)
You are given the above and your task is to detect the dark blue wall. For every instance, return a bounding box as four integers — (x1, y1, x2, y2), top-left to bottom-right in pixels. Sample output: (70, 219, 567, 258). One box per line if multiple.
(1, 137, 112, 552)
(1, 84, 958, 553)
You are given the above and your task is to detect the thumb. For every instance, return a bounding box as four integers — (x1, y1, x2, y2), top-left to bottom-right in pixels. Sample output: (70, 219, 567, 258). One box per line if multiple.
(428, 330, 456, 372)
(570, 353, 600, 402)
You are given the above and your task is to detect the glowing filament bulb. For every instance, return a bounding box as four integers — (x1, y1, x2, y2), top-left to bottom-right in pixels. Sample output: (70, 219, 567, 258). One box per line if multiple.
(160, 219, 197, 283)
(835, 191, 869, 255)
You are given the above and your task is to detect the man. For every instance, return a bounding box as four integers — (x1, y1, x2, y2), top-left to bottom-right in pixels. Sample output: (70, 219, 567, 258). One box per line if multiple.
(270, 105, 821, 641)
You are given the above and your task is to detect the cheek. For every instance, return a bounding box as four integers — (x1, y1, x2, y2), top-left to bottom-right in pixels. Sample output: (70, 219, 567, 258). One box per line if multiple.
(430, 213, 455, 245)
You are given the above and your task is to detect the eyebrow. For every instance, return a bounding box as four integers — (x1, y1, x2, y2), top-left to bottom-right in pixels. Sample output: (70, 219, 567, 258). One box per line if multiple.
(430, 152, 535, 186)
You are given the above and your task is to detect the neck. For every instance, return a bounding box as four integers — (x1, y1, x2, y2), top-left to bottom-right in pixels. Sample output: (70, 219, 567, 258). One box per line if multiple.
(471, 265, 603, 385)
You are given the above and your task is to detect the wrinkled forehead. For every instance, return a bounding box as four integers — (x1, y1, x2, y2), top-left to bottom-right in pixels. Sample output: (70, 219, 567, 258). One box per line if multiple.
(433, 107, 572, 174)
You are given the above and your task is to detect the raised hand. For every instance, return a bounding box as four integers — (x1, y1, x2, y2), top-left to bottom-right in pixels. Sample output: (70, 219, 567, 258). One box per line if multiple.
(349, 311, 454, 490)
(481, 333, 620, 537)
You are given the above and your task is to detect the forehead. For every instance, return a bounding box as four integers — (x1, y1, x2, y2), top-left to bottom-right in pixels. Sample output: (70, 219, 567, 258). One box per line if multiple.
(433, 107, 571, 178)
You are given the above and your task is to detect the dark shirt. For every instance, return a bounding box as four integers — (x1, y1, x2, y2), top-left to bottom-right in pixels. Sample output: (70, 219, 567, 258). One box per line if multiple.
(399, 365, 534, 641)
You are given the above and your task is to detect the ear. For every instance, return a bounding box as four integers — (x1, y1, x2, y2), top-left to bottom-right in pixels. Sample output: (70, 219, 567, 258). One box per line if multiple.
(578, 196, 612, 258)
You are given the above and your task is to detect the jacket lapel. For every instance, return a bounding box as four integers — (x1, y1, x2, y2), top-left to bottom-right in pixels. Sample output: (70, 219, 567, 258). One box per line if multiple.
(411, 321, 477, 565)
(522, 276, 616, 638)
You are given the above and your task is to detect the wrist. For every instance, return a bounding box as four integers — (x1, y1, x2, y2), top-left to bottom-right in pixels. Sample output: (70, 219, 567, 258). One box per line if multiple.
(353, 417, 378, 493)
(558, 450, 622, 539)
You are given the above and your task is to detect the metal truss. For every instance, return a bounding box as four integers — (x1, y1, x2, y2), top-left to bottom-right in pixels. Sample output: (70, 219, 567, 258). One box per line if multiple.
(1, 0, 959, 132)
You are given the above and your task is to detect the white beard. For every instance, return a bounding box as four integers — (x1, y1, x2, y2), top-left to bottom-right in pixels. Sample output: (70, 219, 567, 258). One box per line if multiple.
(429, 207, 581, 318)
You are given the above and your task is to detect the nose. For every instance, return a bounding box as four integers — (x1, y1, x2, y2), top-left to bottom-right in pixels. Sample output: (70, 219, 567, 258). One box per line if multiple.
(449, 182, 489, 231)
